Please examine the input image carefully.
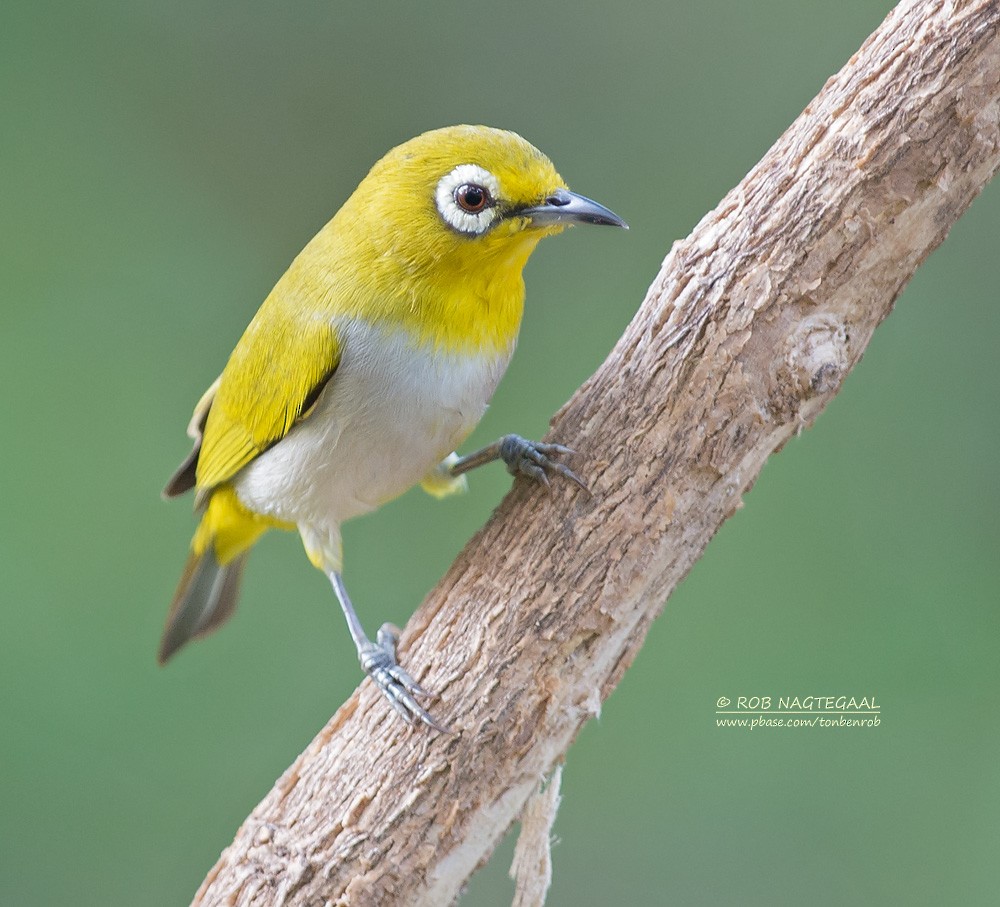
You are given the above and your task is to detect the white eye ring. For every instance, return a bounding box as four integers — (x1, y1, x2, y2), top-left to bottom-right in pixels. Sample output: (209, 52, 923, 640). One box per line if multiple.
(435, 164, 501, 235)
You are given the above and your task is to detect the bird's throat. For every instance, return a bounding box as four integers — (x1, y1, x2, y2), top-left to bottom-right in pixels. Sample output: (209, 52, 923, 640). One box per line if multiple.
(404, 234, 537, 355)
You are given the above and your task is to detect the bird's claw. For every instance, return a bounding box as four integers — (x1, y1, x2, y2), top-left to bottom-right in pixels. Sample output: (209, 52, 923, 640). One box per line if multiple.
(498, 434, 588, 492)
(358, 624, 450, 732)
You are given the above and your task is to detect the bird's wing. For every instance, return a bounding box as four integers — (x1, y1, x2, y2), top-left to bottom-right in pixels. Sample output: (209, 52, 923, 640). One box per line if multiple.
(163, 376, 222, 498)
(192, 310, 341, 496)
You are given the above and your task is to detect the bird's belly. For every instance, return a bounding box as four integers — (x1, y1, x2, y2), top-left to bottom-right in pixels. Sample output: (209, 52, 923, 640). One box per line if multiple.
(234, 321, 511, 529)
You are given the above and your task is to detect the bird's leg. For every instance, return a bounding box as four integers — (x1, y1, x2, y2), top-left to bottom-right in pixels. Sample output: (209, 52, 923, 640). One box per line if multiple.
(449, 433, 588, 491)
(327, 571, 447, 731)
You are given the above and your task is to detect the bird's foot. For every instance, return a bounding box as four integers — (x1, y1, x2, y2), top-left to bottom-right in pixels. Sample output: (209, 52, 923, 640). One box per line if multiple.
(497, 434, 588, 492)
(358, 623, 449, 731)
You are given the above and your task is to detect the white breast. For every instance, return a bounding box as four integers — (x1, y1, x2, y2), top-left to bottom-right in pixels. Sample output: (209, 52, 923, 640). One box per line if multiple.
(234, 318, 512, 544)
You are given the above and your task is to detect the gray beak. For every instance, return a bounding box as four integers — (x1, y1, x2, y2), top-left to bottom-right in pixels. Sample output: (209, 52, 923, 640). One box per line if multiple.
(520, 188, 628, 229)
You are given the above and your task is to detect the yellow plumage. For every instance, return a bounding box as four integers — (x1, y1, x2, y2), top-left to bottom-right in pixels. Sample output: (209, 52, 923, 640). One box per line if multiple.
(161, 125, 626, 726)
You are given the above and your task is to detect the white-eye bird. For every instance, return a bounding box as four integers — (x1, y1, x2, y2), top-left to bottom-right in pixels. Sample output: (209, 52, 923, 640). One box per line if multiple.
(161, 125, 626, 727)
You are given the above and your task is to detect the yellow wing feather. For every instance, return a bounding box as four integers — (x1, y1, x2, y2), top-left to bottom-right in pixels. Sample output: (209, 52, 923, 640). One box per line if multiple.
(195, 297, 341, 494)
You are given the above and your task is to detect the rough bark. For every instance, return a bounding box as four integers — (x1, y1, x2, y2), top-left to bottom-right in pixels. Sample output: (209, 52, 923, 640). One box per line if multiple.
(192, 1, 1000, 904)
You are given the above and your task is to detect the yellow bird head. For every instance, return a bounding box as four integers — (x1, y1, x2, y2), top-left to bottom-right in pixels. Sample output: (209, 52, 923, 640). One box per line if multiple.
(294, 124, 626, 352)
(342, 124, 625, 261)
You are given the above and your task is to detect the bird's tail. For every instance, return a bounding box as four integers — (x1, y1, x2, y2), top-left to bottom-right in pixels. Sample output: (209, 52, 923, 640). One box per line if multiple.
(158, 486, 278, 664)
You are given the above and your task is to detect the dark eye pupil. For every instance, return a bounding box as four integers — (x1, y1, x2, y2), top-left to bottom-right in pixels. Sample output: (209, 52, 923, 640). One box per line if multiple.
(456, 184, 488, 213)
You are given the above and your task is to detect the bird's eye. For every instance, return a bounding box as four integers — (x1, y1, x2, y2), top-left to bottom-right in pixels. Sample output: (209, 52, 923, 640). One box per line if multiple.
(436, 164, 501, 235)
(455, 184, 491, 213)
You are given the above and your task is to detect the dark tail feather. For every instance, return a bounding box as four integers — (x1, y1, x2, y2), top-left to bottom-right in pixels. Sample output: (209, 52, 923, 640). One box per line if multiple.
(158, 548, 248, 664)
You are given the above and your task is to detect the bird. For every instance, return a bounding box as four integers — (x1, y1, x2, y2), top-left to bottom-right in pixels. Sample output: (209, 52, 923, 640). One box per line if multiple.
(160, 124, 627, 728)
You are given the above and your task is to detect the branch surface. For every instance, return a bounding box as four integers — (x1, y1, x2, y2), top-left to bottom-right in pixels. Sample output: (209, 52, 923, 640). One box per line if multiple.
(193, 1, 1000, 904)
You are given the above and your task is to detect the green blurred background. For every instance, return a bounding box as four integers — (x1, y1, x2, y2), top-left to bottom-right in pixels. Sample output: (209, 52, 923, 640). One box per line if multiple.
(3, 1, 998, 904)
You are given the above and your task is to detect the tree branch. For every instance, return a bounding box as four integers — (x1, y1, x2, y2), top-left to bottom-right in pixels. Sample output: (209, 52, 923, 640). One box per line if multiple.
(192, 1, 1000, 904)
